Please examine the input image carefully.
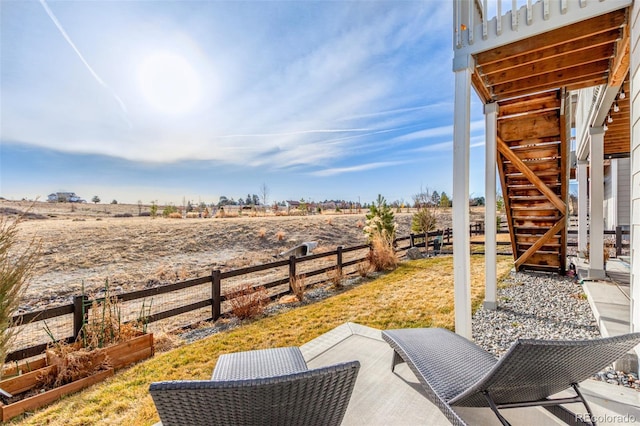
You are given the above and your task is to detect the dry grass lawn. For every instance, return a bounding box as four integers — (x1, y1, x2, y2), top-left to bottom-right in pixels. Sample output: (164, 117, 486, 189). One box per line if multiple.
(10, 255, 513, 426)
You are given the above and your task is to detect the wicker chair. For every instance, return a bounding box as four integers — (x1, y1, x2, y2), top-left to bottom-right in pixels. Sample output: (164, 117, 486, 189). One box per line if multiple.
(382, 328, 640, 426)
(150, 347, 360, 426)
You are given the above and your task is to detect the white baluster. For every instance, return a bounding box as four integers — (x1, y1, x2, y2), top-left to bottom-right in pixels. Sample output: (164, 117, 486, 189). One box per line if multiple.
(482, 0, 488, 40)
(496, 0, 502, 35)
(543, 0, 550, 20)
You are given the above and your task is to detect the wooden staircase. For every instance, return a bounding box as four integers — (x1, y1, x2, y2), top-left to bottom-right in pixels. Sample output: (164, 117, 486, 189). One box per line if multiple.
(496, 90, 570, 273)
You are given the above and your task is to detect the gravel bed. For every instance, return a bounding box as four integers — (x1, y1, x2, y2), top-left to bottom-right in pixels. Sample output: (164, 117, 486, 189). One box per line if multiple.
(472, 270, 638, 389)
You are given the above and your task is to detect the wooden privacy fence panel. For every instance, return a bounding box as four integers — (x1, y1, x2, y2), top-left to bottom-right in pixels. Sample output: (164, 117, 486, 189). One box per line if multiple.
(6, 228, 459, 363)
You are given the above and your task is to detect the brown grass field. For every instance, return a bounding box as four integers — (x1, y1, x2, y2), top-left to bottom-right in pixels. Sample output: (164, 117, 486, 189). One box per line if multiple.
(1, 199, 486, 312)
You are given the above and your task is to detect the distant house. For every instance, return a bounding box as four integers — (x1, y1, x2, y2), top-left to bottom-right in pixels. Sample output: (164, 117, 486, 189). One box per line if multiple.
(48, 192, 86, 203)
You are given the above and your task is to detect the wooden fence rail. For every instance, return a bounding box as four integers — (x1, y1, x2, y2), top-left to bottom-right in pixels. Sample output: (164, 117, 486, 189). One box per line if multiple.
(6, 230, 448, 363)
(6, 223, 628, 363)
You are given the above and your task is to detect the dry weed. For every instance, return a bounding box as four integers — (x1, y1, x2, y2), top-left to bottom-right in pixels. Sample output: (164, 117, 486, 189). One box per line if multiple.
(356, 261, 372, 278)
(257, 228, 267, 239)
(275, 230, 286, 241)
(0, 213, 41, 380)
(177, 266, 190, 281)
(326, 218, 333, 226)
(152, 331, 183, 353)
(290, 274, 306, 302)
(356, 220, 364, 229)
(367, 235, 398, 272)
(227, 284, 268, 320)
(154, 264, 172, 281)
(168, 212, 182, 219)
(328, 267, 344, 289)
(40, 343, 111, 389)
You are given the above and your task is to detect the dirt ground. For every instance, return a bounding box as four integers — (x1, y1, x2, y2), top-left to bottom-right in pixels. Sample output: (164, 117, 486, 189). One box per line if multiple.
(1, 199, 485, 312)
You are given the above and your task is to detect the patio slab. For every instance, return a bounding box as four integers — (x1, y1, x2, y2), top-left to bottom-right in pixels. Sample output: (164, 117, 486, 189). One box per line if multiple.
(301, 323, 640, 425)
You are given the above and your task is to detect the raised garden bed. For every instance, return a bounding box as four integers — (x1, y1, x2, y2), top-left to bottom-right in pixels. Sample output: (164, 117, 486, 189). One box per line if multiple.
(0, 333, 153, 422)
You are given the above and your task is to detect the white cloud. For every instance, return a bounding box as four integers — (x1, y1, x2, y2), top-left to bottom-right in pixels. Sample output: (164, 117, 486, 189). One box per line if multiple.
(310, 161, 406, 177)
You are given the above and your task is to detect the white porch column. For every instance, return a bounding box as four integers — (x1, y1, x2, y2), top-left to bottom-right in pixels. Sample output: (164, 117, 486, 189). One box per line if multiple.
(588, 127, 605, 279)
(577, 160, 589, 254)
(630, 0, 640, 338)
(452, 54, 473, 338)
(484, 102, 498, 310)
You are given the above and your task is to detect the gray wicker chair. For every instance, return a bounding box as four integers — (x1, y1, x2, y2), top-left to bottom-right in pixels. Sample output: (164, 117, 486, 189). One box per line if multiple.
(150, 347, 360, 426)
(382, 328, 640, 426)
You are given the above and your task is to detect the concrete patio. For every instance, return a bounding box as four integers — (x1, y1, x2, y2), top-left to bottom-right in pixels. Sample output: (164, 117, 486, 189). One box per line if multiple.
(301, 322, 640, 425)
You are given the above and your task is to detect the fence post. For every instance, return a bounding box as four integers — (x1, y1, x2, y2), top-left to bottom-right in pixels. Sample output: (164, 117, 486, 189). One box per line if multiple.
(288, 255, 297, 292)
(337, 246, 343, 270)
(212, 269, 221, 321)
(409, 233, 415, 248)
(73, 295, 88, 340)
(616, 226, 622, 257)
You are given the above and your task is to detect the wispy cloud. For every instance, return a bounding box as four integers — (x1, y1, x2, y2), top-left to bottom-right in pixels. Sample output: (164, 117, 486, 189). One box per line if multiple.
(310, 161, 406, 177)
(39, 0, 129, 118)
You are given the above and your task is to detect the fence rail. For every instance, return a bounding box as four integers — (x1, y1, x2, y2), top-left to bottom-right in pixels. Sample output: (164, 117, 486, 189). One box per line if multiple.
(7, 223, 628, 363)
(6, 230, 449, 363)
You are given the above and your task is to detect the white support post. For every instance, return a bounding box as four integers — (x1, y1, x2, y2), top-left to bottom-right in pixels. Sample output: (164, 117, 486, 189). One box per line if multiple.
(589, 127, 606, 279)
(484, 102, 498, 310)
(452, 54, 473, 338)
(578, 160, 589, 254)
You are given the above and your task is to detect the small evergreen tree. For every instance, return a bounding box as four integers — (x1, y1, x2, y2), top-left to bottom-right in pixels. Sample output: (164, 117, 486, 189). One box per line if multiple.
(363, 194, 397, 243)
(439, 192, 451, 207)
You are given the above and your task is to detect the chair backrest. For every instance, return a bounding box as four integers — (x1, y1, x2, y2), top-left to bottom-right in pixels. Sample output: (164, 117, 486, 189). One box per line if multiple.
(150, 360, 360, 426)
(451, 333, 640, 407)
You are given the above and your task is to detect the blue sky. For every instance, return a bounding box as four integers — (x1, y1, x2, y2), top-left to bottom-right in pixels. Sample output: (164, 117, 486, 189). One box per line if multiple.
(1, 0, 488, 206)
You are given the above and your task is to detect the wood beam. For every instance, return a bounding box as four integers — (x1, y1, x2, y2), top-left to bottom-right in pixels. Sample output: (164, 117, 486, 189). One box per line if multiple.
(484, 45, 614, 87)
(497, 137, 566, 215)
(496, 151, 518, 263)
(477, 29, 621, 76)
(475, 9, 626, 66)
(498, 93, 561, 118)
(494, 73, 608, 100)
(515, 218, 566, 269)
(471, 70, 492, 103)
(609, 24, 629, 87)
(491, 60, 610, 97)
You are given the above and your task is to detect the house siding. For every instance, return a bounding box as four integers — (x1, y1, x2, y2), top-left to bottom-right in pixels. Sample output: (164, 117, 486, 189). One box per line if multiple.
(629, 1, 640, 334)
(618, 158, 631, 229)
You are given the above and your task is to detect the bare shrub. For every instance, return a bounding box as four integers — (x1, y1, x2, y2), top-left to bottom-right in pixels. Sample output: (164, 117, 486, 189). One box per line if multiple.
(290, 274, 306, 302)
(356, 261, 372, 278)
(258, 228, 267, 239)
(0, 214, 40, 380)
(328, 267, 344, 289)
(227, 284, 268, 319)
(367, 234, 398, 272)
(275, 230, 286, 241)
